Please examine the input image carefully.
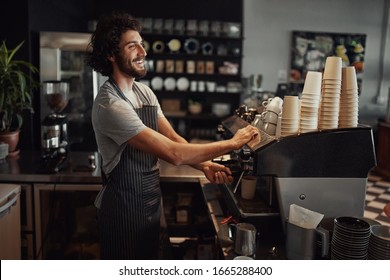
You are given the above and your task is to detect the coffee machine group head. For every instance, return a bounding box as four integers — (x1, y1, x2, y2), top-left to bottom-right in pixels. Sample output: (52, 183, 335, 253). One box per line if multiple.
(40, 81, 70, 172)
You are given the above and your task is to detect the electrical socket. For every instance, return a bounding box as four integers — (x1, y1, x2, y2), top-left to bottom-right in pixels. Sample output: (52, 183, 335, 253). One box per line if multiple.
(277, 69, 287, 82)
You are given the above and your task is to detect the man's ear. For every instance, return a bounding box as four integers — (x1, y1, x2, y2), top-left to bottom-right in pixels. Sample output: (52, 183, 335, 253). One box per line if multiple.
(108, 55, 115, 62)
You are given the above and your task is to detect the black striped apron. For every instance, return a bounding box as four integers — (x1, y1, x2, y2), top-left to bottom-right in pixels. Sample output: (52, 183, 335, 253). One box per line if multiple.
(98, 79, 168, 259)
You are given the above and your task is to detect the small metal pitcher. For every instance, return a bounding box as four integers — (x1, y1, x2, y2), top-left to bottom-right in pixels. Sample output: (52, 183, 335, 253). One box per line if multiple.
(230, 223, 257, 256)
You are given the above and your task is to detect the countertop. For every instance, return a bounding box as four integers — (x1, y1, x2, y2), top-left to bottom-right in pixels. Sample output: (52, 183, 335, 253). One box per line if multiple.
(0, 150, 285, 260)
(0, 150, 205, 184)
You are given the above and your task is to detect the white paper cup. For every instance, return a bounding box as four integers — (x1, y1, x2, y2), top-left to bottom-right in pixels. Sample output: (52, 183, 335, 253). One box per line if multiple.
(282, 96, 300, 119)
(241, 176, 257, 200)
(342, 66, 358, 90)
(322, 79, 342, 85)
(302, 71, 322, 94)
(323, 56, 342, 80)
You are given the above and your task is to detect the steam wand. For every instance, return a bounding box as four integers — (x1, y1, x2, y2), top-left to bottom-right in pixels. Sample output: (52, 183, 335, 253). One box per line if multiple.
(232, 170, 245, 193)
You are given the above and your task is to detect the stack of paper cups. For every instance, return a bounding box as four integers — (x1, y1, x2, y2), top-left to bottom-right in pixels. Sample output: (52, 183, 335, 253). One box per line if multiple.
(281, 95, 300, 137)
(339, 66, 359, 128)
(319, 56, 342, 130)
(299, 71, 322, 133)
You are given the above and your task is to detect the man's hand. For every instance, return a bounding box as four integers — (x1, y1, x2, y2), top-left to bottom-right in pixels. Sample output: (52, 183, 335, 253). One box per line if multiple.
(202, 162, 234, 184)
(231, 125, 260, 150)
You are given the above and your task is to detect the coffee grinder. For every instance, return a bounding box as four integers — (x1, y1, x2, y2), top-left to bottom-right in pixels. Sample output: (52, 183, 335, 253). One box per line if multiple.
(39, 81, 70, 173)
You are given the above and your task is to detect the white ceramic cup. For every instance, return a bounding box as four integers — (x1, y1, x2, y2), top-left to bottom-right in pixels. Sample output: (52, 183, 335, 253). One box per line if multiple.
(206, 81, 216, 92)
(241, 175, 257, 200)
(198, 81, 205, 92)
(190, 81, 197, 91)
(261, 110, 279, 124)
(263, 96, 283, 114)
(262, 122, 277, 136)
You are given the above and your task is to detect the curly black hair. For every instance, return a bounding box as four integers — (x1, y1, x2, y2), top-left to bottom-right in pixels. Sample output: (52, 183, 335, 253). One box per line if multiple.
(85, 11, 141, 76)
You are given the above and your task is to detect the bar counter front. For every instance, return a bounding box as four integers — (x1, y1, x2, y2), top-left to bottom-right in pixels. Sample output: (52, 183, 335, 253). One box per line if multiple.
(0, 150, 283, 260)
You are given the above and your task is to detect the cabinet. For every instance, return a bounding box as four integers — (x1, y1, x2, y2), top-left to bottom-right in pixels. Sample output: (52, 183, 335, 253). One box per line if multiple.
(33, 183, 101, 259)
(0, 184, 21, 259)
(376, 120, 390, 178)
(161, 181, 219, 259)
(32, 182, 217, 260)
(138, 17, 244, 140)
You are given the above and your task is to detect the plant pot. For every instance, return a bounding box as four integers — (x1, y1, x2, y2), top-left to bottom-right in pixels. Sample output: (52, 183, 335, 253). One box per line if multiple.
(0, 130, 20, 156)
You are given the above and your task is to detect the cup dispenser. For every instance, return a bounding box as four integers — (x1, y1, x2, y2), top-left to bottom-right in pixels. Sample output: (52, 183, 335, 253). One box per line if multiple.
(220, 115, 376, 231)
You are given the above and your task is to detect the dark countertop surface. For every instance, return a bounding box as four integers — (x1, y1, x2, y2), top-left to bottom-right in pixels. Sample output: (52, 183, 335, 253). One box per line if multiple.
(0, 150, 205, 184)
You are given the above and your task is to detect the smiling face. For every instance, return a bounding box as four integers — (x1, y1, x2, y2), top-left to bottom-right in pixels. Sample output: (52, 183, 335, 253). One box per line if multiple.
(114, 30, 147, 79)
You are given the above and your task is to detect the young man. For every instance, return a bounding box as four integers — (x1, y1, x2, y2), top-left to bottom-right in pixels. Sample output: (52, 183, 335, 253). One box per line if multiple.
(86, 11, 259, 259)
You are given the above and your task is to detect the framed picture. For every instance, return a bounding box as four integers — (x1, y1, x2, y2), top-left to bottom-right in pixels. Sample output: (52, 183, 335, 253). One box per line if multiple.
(290, 31, 366, 95)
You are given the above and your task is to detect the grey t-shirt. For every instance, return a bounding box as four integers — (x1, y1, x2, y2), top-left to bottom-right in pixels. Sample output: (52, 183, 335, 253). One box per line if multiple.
(92, 80, 164, 175)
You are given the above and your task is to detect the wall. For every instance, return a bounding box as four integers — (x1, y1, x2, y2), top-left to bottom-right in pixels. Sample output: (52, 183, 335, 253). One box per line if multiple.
(1, 0, 244, 150)
(1, 0, 389, 149)
(243, 0, 390, 126)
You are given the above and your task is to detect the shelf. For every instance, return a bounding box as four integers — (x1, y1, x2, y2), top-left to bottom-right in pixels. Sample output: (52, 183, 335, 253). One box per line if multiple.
(143, 33, 242, 60)
(142, 32, 244, 40)
(139, 13, 243, 140)
(146, 53, 242, 60)
(144, 72, 241, 79)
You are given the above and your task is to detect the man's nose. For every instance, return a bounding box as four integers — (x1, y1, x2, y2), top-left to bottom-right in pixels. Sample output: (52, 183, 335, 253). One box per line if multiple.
(138, 44, 147, 56)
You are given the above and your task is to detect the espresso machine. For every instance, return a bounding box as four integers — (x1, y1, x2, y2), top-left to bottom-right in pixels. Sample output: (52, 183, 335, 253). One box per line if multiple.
(218, 114, 376, 239)
(39, 81, 70, 173)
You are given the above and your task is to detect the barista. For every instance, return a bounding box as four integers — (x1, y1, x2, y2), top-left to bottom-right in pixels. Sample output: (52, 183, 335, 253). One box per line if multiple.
(86, 11, 260, 259)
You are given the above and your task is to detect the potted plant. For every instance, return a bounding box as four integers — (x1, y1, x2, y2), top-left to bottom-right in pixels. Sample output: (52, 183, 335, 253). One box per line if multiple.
(0, 40, 38, 156)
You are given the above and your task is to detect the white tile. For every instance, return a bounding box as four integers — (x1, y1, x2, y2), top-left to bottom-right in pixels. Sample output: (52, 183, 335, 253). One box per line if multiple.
(368, 174, 383, 182)
(379, 219, 390, 226)
(364, 211, 378, 219)
(376, 181, 390, 188)
(367, 200, 386, 209)
(378, 193, 390, 202)
(365, 194, 376, 201)
(367, 187, 386, 194)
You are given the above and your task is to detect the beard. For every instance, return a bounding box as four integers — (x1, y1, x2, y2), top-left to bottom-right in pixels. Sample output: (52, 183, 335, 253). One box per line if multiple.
(116, 54, 147, 79)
